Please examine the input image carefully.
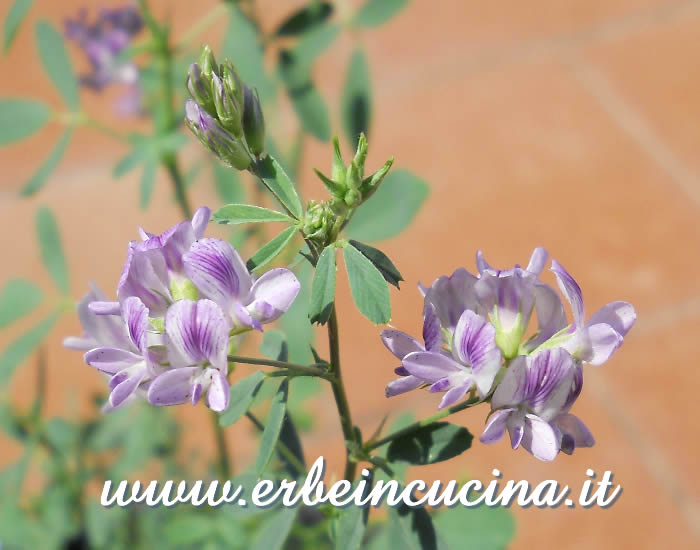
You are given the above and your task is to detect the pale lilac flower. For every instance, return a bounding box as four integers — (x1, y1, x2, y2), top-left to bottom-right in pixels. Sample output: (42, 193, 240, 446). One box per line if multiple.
(549, 259, 636, 365)
(402, 309, 502, 408)
(64, 6, 143, 116)
(147, 299, 231, 412)
(83, 296, 163, 410)
(552, 366, 594, 454)
(182, 238, 300, 331)
(419, 268, 478, 333)
(382, 304, 442, 397)
(480, 348, 579, 461)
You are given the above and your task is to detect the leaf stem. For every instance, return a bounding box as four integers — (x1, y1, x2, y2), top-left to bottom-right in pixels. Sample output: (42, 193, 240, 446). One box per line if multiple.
(227, 354, 335, 381)
(363, 396, 481, 452)
(211, 409, 232, 478)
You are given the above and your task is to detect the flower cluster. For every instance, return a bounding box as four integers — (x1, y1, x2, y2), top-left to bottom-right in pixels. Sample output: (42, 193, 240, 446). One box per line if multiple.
(381, 248, 636, 461)
(64, 5, 143, 115)
(184, 45, 265, 170)
(65, 207, 300, 412)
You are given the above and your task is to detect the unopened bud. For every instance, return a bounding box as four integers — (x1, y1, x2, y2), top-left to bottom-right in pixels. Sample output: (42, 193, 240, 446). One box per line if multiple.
(346, 160, 362, 193)
(186, 63, 215, 115)
(243, 86, 265, 157)
(331, 137, 345, 184)
(199, 45, 218, 80)
(352, 133, 368, 178)
(360, 157, 393, 201)
(212, 72, 242, 137)
(222, 60, 245, 108)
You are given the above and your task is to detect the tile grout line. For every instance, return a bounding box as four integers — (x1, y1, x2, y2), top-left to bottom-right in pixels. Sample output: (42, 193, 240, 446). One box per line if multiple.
(569, 56, 700, 207)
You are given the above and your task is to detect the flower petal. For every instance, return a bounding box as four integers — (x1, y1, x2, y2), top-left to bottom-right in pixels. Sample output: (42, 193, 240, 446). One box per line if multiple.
(117, 243, 171, 315)
(588, 301, 636, 338)
(402, 351, 463, 383)
(491, 355, 528, 409)
(247, 268, 300, 324)
(508, 421, 525, 449)
(88, 301, 121, 315)
(147, 367, 198, 406)
(556, 413, 594, 454)
(480, 408, 514, 444)
(452, 310, 500, 374)
(165, 299, 230, 370)
(586, 323, 623, 366)
(184, 238, 251, 309)
(526, 247, 548, 276)
(475, 250, 493, 274)
(386, 375, 423, 397)
(438, 383, 470, 409)
(422, 303, 442, 352)
(521, 414, 560, 461)
(84, 347, 142, 375)
(527, 282, 568, 349)
(206, 368, 230, 412)
(110, 369, 146, 408)
(380, 330, 423, 360)
(421, 268, 479, 331)
(525, 348, 576, 420)
(550, 259, 585, 328)
(121, 296, 149, 351)
(191, 206, 212, 239)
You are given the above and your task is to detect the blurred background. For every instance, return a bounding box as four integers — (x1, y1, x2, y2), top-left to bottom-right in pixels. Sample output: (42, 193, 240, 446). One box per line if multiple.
(1, 0, 700, 548)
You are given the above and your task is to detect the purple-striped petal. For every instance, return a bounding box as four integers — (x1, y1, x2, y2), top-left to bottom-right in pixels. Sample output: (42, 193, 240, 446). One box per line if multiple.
(232, 301, 261, 331)
(524, 348, 576, 421)
(88, 301, 121, 315)
(206, 368, 230, 412)
(429, 378, 451, 392)
(527, 282, 568, 349)
(402, 351, 463, 383)
(586, 323, 623, 365)
(422, 303, 442, 352)
(110, 369, 146, 408)
(508, 420, 525, 449)
(521, 414, 560, 461)
(380, 330, 423, 360)
(452, 310, 500, 374)
(421, 268, 479, 331)
(550, 259, 585, 328)
(84, 347, 142, 374)
(475, 250, 493, 274)
(184, 238, 251, 309)
(491, 356, 528, 409)
(385, 375, 423, 397)
(157, 221, 195, 273)
(247, 268, 300, 324)
(165, 299, 230, 370)
(118, 243, 171, 315)
(587, 301, 636, 338)
(147, 367, 198, 406)
(480, 408, 514, 444)
(121, 296, 149, 351)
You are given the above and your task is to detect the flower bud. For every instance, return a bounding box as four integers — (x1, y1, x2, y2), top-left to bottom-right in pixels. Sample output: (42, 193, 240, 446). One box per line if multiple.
(212, 72, 243, 137)
(360, 157, 393, 201)
(222, 60, 245, 109)
(352, 133, 368, 178)
(345, 160, 362, 194)
(243, 86, 265, 157)
(199, 45, 218, 80)
(186, 63, 215, 116)
(185, 99, 250, 170)
(331, 137, 346, 185)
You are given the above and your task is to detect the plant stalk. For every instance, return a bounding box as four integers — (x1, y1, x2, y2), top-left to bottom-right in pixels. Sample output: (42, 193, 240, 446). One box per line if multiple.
(227, 354, 335, 380)
(210, 410, 232, 479)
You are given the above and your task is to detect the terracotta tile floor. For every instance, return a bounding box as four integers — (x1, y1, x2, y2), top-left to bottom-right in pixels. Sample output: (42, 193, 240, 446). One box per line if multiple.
(2, 0, 700, 547)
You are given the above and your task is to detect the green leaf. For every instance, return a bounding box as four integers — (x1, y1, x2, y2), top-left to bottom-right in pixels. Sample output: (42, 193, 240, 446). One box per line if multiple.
(260, 329, 286, 360)
(348, 240, 403, 288)
(334, 500, 366, 550)
(275, 2, 333, 36)
(35, 20, 79, 109)
(387, 422, 473, 465)
(223, 6, 274, 103)
(213, 203, 294, 225)
(346, 170, 429, 242)
(255, 379, 288, 475)
(139, 158, 157, 210)
(20, 127, 72, 196)
(165, 514, 215, 545)
(354, 0, 409, 28)
(388, 504, 438, 550)
(279, 412, 305, 476)
(113, 149, 145, 178)
(250, 506, 297, 550)
(36, 207, 69, 294)
(0, 98, 50, 145)
(219, 371, 266, 427)
(342, 48, 372, 149)
(292, 23, 340, 71)
(214, 161, 244, 203)
(3, 0, 33, 52)
(310, 245, 336, 325)
(0, 279, 43, 329)
(0, 312, 58, 384)
(290, 83, 331, 141)
(253, 155, 304, 218)
(246, 225, 298, 272)
(433, 506, 515, 550)
(343, 244, 390, 324)
(281, 262, 314, 364)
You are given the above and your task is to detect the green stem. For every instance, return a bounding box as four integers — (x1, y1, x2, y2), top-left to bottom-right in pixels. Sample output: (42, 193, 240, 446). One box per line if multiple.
(210, 409, 232, 478)
(245, 411, 306, 475)
(227, 354, 335, 381)
(326, 305, 359, 481)
(163, 153, 193, 219)
(363, 396, 481, 452)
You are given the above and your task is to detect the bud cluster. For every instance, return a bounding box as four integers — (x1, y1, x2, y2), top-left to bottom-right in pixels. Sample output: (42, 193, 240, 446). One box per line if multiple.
(185, 45, 265, 170)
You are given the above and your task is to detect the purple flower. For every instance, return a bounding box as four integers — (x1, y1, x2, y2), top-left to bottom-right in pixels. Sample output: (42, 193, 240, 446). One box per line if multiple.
(147, 299, 231, 412)
(64, 6, 143, 115)
(402, 309, 502, 408)
(182, 238, 301, 331)
(480, 348, 581, 461)
(382, 304, 443, 397)
(549, 259, 636, 365)
(83, 296, 163, 411)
